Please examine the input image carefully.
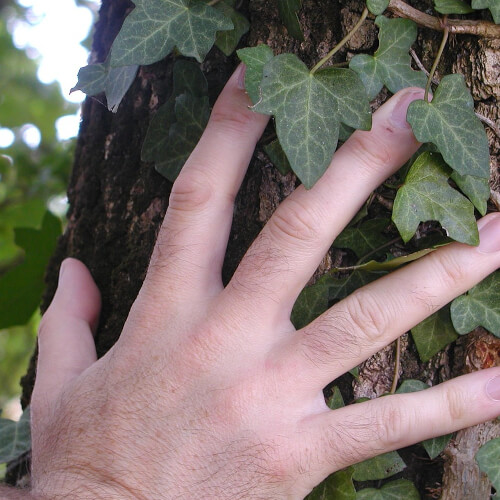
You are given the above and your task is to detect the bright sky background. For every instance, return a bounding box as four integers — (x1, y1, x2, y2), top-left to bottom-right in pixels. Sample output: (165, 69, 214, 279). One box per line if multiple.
(7, 0, 99, 141)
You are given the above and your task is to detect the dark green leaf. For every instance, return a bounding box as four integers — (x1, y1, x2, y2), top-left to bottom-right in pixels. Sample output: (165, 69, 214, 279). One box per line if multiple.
(352, 451, 406, 481)
(237, 44, 274, 104)
(0, 407, 31, 464)
(264, 139, 292, 175)
(356, 479, 420, 499)
(333, 218, 391, 259)
(277, 0, 304, 41)
(254, 53, 371, 188)
(392, 152, 479, 245)
(367, 0, 389, 16)
(155, 94, 210, 182)
(328, 270, 383, 301)
(434, 0, 474, 14)
(450, 271, 500, 336)
(476, 438, 500, 500)
(0, 212, 61, 328)
(110, 0, 233, 66)
(214, 1, 250, 56)
(411, 306, 458, 363)
(407, 74, 490, 179)
(307, 467, 356, 500)
(423, 433, 452, 460)
(350, 16, 426, 100)
(291, 274, 331, 329)
(71, 60, 139, 113)
(451, 171, 489, 216)
(472, 0, 500, 23)
(326, 386, 345, 410)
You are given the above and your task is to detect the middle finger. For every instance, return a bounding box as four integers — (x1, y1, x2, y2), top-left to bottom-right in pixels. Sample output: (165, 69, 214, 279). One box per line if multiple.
(225, 88, 423, 317)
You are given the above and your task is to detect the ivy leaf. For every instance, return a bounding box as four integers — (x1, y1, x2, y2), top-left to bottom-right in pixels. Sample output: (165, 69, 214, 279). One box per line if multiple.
(291, 274, 331, 329)
(333, 218, 391, 259)
(411, 306, 458, 363)
(352, 451, 406, 481)
(110, 0, 233, 67)
(0, 407, 31, 463)
(476, 438, 500, 500)
(472, 0, 500, 23)
(307, 467, 356, 500)
(407, 74, 490, 179)
(142, 60, 207, 166)
(356, 479, 420, 499)
(71, 59, 139, 113)
(434, 0, 474, 14)
(156, 94, 210, 182)
(264, 139, 292, 175)
(277, 0, 304, 41)
(350, 16, 426, 100)
(366, 0, 389, 16)
(0, 212, 61, 329)
(451, 171, 489, 216)
(328, 270, 383, 301)
(327, 386, 345, 410)
(392, 152, 479, 245)
(395, 379, 428, 393)
(214, 1, 250, 56)
(237, 44, 274, 104)
(450, 271, 500, 336)
(254, 53, 371, 188)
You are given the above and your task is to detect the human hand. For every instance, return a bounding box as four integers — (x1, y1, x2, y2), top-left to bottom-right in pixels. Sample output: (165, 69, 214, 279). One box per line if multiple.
(30, 66, 500, 499)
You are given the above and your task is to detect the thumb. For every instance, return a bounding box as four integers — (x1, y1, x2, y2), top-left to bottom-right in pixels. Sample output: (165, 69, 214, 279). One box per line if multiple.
(33, 258, 100, 410)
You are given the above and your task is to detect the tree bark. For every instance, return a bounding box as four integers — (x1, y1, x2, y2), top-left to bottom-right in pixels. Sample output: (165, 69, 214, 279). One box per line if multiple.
(11, 0, 500, 497)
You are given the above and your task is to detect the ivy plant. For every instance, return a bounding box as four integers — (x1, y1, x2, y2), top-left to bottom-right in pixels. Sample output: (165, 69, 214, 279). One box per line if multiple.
(67, 0, 500, 496)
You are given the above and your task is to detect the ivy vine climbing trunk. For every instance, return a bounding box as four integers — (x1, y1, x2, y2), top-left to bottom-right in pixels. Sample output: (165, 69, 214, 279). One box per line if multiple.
(11, 0, 499, 497)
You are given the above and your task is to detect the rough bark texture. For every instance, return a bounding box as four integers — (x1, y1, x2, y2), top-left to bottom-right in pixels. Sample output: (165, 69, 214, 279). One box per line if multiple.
(10, 0, 499, 497)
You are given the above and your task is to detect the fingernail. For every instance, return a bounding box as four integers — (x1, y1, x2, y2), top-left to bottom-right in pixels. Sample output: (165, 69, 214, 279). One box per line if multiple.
(58, 260, 68, 285)
(478, 214, 500, 254)
(237, 63, 247, 90)
(390, 90, 425, 129)
(486, 376, 500, 401)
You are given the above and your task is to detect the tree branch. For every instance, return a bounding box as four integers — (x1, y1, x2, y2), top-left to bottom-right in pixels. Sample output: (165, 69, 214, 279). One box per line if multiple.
(388, 0, 500, 38)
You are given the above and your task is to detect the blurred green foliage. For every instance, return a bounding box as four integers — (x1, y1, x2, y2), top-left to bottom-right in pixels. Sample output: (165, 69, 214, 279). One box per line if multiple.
(0, 2, 84, 405)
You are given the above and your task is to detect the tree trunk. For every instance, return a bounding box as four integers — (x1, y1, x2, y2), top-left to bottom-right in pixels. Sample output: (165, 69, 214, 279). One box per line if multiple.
(12, 0, 500, 497)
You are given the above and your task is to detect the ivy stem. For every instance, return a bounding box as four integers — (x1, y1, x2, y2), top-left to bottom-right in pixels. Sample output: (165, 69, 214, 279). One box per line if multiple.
(424, 23, 448, 102)
(390, 337, 401, 394)
(310, 8, 368, 74)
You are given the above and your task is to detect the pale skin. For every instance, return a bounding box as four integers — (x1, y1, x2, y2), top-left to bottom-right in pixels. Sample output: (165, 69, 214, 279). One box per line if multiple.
(3, 65, 500, 499)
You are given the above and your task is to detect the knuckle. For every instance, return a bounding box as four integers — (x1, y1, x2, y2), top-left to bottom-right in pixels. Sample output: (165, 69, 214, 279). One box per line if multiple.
(376, 403, 411, 448)
(268, 199, 322, 247)
(444, 385, 468, 422)
(344, 290, 389, 344)
(168, 169, 214, 214)
(209, 101, 255, 136)
(348, 132, 393, 174)
(431, 251, 467, 289)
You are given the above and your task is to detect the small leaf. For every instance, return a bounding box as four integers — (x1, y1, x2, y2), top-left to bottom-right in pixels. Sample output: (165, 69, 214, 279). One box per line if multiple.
(471, 0, 500, 23)
(407, 74, 490, 179)
(0, 407, 31, 464)
(450, 271, 500, 336)
(71, 60, 139, 113)
(291, 274, 331, 329)
(307, 467, 356, 500)
(367, 0, 389, 16)
(155, 94, 210, 182)
(237, 44, 274, 104)
(350, 16, 426, 100)
(0, 212, 61, 328)
(264, 139, 292, 175)
(392, 152, 479, 245)
(333, 218, 391, 259)
(214, 1, 250, 56)
(395, 379, 428, 393)
(254, 53, 371, 188)
(434, 0, 474, 14)
(356, 479, 420, 499)
(476, 438, 500, 500)
(327, 386, 345, 410)
(411, 306, 458, 363)
(110, 0, 233, 66)
(277, 0, 304, 41)
(352, 451, 406, 481)
(423, 434, 452, 460)
(451, 171, 489, 216)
